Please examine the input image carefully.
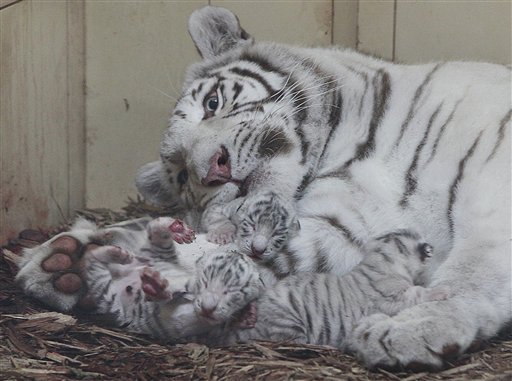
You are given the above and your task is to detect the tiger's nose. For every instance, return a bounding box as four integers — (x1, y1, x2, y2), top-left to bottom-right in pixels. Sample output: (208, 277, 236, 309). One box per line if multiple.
(250, 235, 268, 259)
(200, 301, 217, 317)
(201, 146, 231, 186)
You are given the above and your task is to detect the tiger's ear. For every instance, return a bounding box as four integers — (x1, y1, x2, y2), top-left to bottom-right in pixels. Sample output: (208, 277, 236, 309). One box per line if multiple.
(135, 161, 175, 206)
(188, 6, 253, 59)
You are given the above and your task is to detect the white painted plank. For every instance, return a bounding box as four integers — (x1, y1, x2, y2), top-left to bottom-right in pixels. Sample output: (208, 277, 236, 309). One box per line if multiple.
(67, 0, 86, 214)
(395, 1, 511, 64)
(212, 0, 332, 46)
(333, 0, 358, 48)
(357, 0, 395, 60)
(0, 0, 70, 242)
(85, 1, 206, 209)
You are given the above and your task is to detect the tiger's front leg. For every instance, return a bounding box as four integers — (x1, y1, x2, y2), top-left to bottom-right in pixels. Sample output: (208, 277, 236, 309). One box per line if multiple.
(348, 242, 511, 370)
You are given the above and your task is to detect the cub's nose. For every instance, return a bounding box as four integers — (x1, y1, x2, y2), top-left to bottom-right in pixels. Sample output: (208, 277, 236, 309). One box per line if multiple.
(250, 235, 268, 259)
(200, 300, 218, 318)
(201, 146, 231, 186)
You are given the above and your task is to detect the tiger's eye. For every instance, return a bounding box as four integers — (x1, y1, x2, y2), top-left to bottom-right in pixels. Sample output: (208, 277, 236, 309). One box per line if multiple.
(177, 169, 188, 185)
(205, 96, 219, 112)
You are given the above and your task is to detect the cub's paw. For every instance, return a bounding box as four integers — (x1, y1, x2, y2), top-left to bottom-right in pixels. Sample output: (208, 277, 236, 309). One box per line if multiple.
(147, 217, 196, 246)
(235, 191, 299, 262)
(206, 222, 237, 245)
(236, 302, 258, 329)
(16, 233, 100, 312)
(140, 267, 171, 301)
(86, 245, 133, 265)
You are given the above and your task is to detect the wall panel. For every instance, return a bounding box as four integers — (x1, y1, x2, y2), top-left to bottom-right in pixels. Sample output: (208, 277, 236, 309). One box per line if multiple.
(394, 1, 511, 64)
(212, 0, 332, 46)
(357, 0, 395, 60)
(85, 1, 206, 210)
(333, 0, 358, 48)
(0, 0, 84, 243)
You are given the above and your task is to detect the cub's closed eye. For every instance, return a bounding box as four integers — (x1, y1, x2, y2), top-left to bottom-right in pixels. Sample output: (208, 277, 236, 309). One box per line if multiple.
(177, 169, 188, 185)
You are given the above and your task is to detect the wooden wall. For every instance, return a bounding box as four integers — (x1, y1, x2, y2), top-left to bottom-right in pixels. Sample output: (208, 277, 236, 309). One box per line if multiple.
(358, 0, 511, 63)
(1, 0, 510, 242)
(0, 0, 84, 242)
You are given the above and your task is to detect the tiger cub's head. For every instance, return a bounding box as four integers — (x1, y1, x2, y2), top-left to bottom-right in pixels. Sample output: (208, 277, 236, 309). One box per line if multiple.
(234, 191, 300, 263)
(136, 6, 317, 213)
(190, 249, 264, 326)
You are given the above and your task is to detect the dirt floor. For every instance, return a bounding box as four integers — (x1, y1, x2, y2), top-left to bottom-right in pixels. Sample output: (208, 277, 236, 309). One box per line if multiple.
(1, 201, 511, 381)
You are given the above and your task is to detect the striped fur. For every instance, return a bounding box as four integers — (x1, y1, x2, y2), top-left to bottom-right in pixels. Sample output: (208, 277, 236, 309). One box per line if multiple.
(136, 6, 511, 368)
(77, 217, 216, 339)
(198, 231, 446, 350)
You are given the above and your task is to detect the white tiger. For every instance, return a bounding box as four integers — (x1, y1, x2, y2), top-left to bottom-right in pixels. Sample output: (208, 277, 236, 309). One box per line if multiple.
(15, 5, 511, 370)
(135, 6, 511, 369)
(187, 230, 449, 355)
(15, 211, 282, 340)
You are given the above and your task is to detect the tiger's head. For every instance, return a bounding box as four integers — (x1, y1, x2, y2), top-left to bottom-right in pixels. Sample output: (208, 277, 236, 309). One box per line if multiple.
(191, 249, 264, 326)
(136, 6, 324, 214)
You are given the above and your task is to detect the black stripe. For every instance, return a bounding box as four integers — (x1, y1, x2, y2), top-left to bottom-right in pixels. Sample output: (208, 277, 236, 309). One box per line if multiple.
(315, 242, 330, 273)
(447, 132, 483, 234)
(400, 104, 442, 207)
(304, 288, 314, 334)
(393, 64, 442, 148)
(318, 86, 343, 165)
(290, 83, 309, 124)
(322, 303, 331, 345)
(232, 82, 243, 101)
(257, 128, 293, 158)
(425, 100, 461, 165)
(288, 289, 302, 316)
(239, 52, 289, 77)
(318, 215, 362, 247)
(295, 126, 309, 165)
(237, 130, 255, 161)
(294, 171, 313, 200)
(357, 268, 389, 298)
(230, 67, 276, 96)
(233, 122, 248, 147)
(344, 69, 391, 167)
(486, 109, 512, 162)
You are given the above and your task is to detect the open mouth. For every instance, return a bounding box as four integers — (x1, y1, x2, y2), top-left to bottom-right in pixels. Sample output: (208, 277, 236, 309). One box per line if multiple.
(200, 146, 250, 195)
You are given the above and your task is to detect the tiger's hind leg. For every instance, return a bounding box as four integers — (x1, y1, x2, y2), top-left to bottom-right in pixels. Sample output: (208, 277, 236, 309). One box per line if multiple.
(15, 219, 102, 312)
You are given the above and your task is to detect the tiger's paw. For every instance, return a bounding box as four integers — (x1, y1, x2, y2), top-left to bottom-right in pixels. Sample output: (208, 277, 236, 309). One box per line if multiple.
(140, 267, 172, 301)
(86, 245, 133, 265)
(147, 217, 196, 247)
(349, 304, 475, 371)
(236, 302, 258, 329)
(206, 222, 237, 245)
(15, 230, 100, 312)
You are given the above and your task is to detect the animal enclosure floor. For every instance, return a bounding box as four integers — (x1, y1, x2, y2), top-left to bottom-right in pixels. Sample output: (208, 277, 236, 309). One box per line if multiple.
(1, 200, 511, 381)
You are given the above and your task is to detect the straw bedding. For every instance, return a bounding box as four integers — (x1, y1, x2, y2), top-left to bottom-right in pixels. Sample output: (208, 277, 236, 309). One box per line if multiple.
(1, 199, 510, 381)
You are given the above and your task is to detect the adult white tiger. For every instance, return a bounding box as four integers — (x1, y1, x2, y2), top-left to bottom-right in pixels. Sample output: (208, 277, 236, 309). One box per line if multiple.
(14, 5, 510, 370)
(135, 6, 511, 370)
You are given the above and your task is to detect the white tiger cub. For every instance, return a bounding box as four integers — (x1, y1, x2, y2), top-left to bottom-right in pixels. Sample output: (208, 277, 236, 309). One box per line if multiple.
(15, 216, 225, 339)
(189, 230, 448, 351)
(134, 6, 511, 369)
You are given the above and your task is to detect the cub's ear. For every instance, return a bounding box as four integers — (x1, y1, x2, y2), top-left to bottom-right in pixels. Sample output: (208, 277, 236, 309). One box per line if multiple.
(135, 161, 175, 206)
(188, 6, 253, 59)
